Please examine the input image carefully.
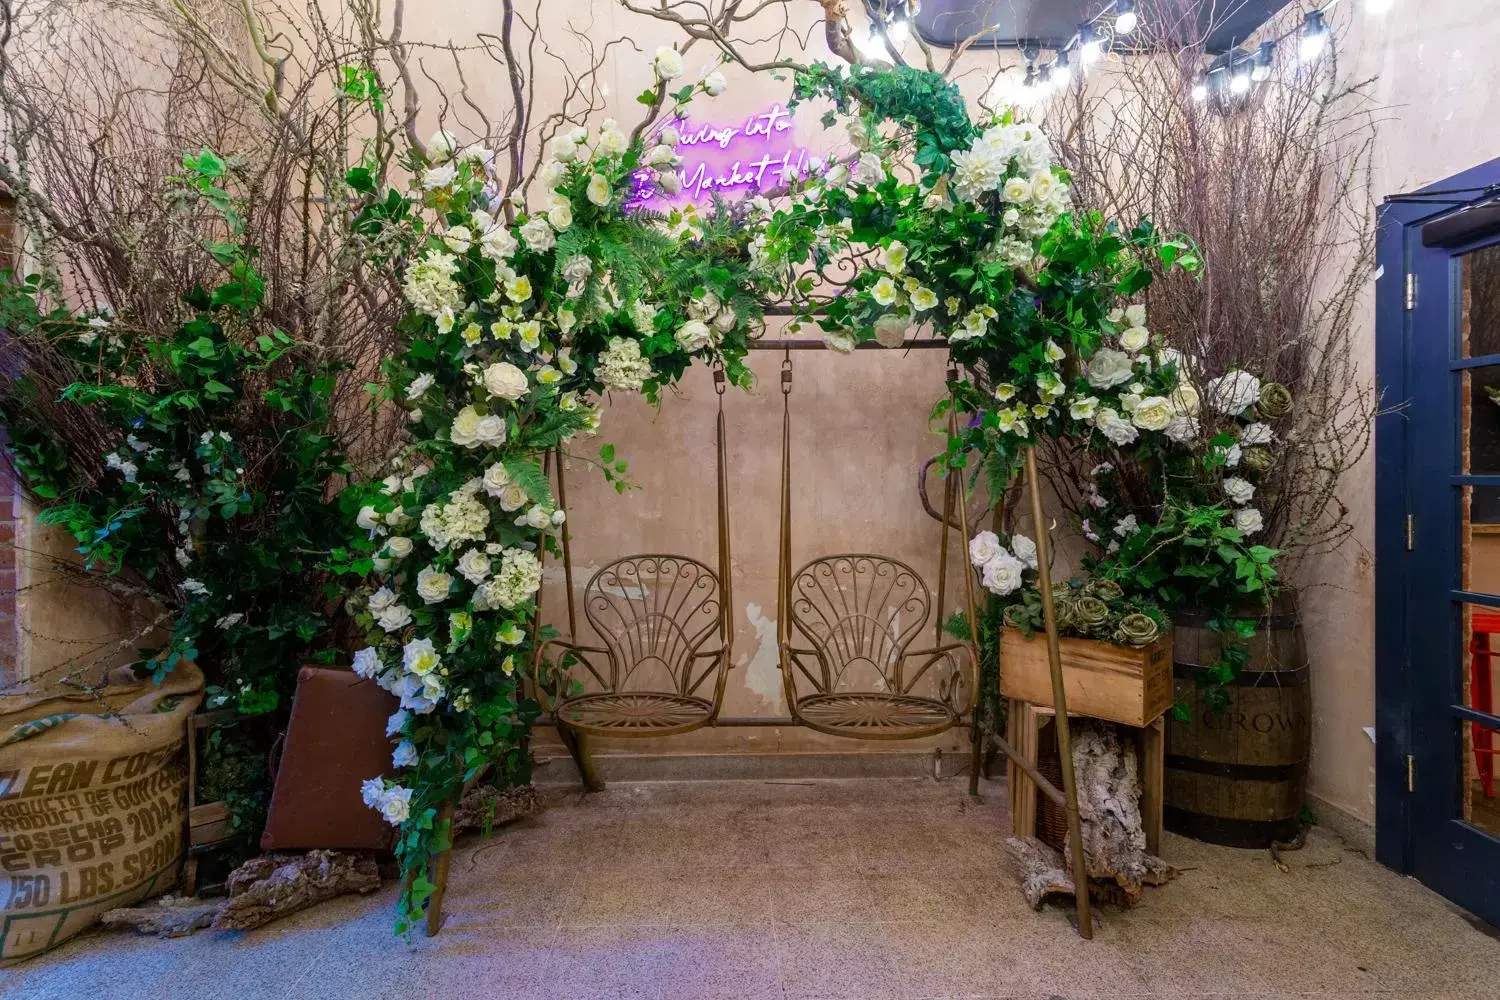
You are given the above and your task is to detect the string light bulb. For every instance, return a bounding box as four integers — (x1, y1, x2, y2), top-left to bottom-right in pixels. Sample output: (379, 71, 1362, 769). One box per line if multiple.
(1299, 10, 1329, 63)
(1228, 52, 1252, 95)
(1191, 75, 1209, 102)
(1114, 0, 1139, 36)
(1078, 22, 1105, 64)
(1251, 41, 1275, 82)
(1052, 49, 1072, 88)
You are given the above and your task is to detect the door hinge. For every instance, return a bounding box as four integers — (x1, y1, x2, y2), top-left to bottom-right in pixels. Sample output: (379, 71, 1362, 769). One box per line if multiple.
(1407, 753, 1416, 792)
(1405, 272, 1417, 310)
(1406, 513, 1415, 551)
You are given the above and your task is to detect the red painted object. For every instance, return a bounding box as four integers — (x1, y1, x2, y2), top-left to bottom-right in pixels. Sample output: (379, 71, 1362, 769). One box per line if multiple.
(1469, 612, 1499, 798)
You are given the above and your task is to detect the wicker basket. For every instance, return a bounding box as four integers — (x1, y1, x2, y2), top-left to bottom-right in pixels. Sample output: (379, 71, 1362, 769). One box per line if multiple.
(1035, 722, 1068, 850)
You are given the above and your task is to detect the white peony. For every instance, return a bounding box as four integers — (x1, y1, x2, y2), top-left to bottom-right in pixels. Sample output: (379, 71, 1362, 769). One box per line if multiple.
(1085, 348, 1135, 389)
(483, 362, 530, 401)
(648, 144, 677, 167)
(653, 46, 684, 80)
(1206, 370, 1262, 415)
(1233, 508, 1264, 535)
(981, 551, 1027, 596)
(1096, 408, 1140, 446)
(1010, 534, 1039, 569)
(968, 530, 1004, 569)
(598, 129, 627, 156)
(675, 320, 713, 353)
(1241, 422, 1274, 445)
(1223, 476, 1255, 505)
(416, 566, 454, 604)
(702, 71, 727, 96)
(1130, 396, 1173, 432)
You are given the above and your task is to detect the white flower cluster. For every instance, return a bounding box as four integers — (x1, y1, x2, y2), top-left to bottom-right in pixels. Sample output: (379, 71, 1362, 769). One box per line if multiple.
(968, 530, 1039, 597)
(596, 336, 654, 392)
(419, 485, 491, 551)
(1067, 304, 1201, 448)
(361, 778, 413, 826)
(473, 547, 544, 611)
(947, 121, 1069, 237)
(403, 250, 464, 319)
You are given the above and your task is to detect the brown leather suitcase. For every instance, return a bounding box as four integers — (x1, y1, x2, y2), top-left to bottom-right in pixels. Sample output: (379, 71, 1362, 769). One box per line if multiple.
(260, 666, 398, 851)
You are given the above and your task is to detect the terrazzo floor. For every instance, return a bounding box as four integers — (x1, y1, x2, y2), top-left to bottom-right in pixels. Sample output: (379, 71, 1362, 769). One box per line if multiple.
(6, 776, 1500, 999)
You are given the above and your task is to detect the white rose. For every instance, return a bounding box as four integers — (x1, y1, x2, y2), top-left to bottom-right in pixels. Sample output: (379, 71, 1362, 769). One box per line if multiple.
(480, 226, 518, 261)
(656, 171, 682, 195)
(353, 647, 381, 679)
(405, 372, 435, 400)
(427, 130, 458, 162)
(713, 306, 737, 333)
(379, 786, 412, 825)
(442, 225, 473, 254)
(1119, 326, 1150, 353)
(519, 216, 555, 252)
(873, 314, 907, 349)
(1170, 383, 1200, 415)
(1085, 348, 1135, 389)
(1206, 370, 1262, 415)
(450, 406, 482, 448)
(356, 505, 381, 531)
(1096, 408, 1140, 446)
(981, 552, 1027, 596)
(422, 164, 456, 190)
(824, 162, 850, 189)
(824, 331, 857, 354)
(499, 483, 529, 512)
(1223, 444, 1242, 468)
(1130, 396, 1173, 432)
(416, 566, 453, 604)
(386, 536, 414, 560)
(368, 586, 397, 612)
(482, 463, 511, 497)
(375, 603, 413, 633)
(702, 71, 727, 96)
(1010, 534, 1039, 569)
(659, 125, 681, 146)
(648, 144, 677, 167)
(968, 530, 1003, 569)
(653, 46, 684, 80)
(1164, 415, 1199, 444)
(1241, 422, 1274, 445)
(1069, 396, 1100, 421)
(598, 129, 627, 156)
(852, 152, 884, 187)
(1223, 476, 1255, 505)
(1234, 508, 1265, 535)
(1002, 177, 1032, 203)
(456, 549, 491, 585)
(587, 173, 611, 206)
(483, 362, 529, 401)
(475, 415, 507, 446)
(551, 140, 579, 163)
(548, 201, 573, 231)
(675, 320, 713, 352)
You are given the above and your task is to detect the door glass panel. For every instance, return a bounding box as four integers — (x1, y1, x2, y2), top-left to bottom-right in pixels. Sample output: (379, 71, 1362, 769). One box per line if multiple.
(1461, 485, 1500, 593)
(1461, 600, 1500, 837)
(1460, 244, 1500, 359)
(1461, 365, 1500, 474)
(1463, 713, 1500, 838)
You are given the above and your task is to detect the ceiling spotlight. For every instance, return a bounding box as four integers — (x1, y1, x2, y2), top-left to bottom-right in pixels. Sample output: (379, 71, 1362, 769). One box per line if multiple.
(1299, 10, 1329, 63)
(1251, 41, 1275, 82)
(1078, 22, 1104, 64)
(1114, 0, 1138, 36)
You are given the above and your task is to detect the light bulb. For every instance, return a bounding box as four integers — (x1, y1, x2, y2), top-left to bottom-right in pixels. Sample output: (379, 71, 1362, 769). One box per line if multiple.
(1229, 69, 1251, 94)
(1052, 51, 1072, 88)
(1191, 79, 1209, 102)
(1115, 0, 1138, 35)
(1299, 10, 1329, 63)
(886, 18, 910, 48)
(1078, 23, 1104, 64)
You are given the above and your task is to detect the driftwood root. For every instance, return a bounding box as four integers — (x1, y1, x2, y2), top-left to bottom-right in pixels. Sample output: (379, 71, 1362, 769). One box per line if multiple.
(100, 895, 225, 938)
(452, 782, 543, 835)
(213, 850, 381, 931)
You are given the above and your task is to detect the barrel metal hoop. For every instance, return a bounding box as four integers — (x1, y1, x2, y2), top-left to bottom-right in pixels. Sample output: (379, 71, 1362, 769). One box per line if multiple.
(1163, 753, 1308, 782)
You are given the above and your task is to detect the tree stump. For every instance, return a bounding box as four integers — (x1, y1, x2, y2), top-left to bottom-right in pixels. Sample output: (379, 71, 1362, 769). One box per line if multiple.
(213, 850, 381, 931)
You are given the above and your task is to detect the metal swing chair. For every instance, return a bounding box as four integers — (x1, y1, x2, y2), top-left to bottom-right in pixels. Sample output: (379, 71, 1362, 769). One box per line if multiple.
(773, 351, 981, 740)
(533, 364, 734, 765)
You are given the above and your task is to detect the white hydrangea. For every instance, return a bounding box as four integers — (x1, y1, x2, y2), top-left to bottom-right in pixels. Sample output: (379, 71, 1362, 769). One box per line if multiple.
(402, 250, 464, 318)
(477, 548, 543, 609)
(596, 337, 653, 392)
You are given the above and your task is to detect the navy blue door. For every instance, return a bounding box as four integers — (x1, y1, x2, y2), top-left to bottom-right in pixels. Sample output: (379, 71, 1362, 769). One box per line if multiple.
(1400, 216, 1500, 923)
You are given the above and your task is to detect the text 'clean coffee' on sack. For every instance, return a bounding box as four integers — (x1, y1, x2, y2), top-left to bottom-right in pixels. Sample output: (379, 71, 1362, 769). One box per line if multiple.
(0, 662, 202, 964)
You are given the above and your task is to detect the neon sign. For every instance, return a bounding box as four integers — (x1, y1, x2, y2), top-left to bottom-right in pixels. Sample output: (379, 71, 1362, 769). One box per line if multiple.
(629, 103, 826, 207)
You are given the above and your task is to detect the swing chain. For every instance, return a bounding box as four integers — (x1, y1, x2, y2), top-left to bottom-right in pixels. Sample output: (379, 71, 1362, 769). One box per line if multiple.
(712, 359, 727, 395)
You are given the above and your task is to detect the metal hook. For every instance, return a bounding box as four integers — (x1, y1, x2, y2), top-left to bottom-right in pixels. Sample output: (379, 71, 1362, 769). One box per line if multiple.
(712, 359, 727, 396)
(780, 349, 793, 395)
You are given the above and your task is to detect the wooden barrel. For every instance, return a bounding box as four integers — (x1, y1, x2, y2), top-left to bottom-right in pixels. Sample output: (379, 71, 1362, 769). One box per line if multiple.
(1164, 599, 1311, 847)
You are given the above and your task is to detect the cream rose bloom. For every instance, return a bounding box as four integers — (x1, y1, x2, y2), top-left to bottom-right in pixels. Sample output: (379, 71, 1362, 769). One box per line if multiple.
(587, 173, 611, 206)
(968, 530, 1004, 569)
(498, 483, 529, 512)
(675, 320, 713, 352)
(1085, 348, 1135, 389)
(1169, 382, 1201, 415)
(450, 406, 482, 448)
(653, 46, 684, 80)
(482, 463, 511, 497)
(873, 314, 908, 349)
(386, 536, 414, 560)
(1119, 326, 1150, 353)
(1130, 396, 1173, 432)
(483, 362, 529, 401)
(456, 549, 491, 585)
(416, 566, 453, 604)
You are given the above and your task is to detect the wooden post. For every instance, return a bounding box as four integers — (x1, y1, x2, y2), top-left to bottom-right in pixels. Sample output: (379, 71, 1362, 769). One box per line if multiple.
(425, 800, 455, 936)
(1022, 446, 1093, 939)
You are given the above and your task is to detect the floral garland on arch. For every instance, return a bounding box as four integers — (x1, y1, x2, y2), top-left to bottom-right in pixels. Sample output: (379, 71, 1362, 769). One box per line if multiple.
(336, 53, 766, 931)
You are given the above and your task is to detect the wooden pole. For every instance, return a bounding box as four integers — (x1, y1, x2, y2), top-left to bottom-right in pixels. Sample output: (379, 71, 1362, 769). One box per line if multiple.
(425, 800, 455, 936)
(1022, 445, 1093, 939)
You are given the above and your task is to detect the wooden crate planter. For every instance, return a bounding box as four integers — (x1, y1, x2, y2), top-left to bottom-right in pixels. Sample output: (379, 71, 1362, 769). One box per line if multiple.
(999, 629, 1173, 728)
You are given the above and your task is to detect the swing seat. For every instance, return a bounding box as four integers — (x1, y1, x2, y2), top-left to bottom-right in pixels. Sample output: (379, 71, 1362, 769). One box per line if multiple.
(539, 554, 730, 739)
(779, 554, 976, 740)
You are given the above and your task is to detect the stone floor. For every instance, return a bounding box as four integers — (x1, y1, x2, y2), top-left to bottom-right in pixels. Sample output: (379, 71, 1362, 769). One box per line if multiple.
(6, 777, 1500, 999)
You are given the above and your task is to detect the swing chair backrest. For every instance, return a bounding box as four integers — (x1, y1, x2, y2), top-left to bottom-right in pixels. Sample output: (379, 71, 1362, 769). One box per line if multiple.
(786, 554, 931, 695)
(583, 554, 724, 696)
